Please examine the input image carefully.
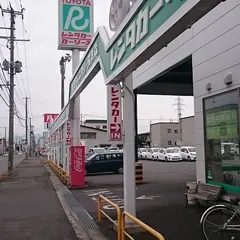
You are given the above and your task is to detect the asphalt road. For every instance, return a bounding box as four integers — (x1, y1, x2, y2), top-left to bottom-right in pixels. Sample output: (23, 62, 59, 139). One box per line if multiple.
(0, 155, 23, 175)
(71, 160, 206, 240)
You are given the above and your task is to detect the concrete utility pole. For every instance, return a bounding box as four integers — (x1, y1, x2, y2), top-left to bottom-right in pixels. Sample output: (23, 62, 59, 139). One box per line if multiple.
(29, 118, 32, 156)
(0, 5, 30, 173)
(59, 53, 71, 110)
(24, 97, 30, 159)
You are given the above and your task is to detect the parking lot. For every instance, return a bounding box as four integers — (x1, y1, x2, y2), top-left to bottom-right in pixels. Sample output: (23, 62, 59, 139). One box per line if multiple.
(71, 160, 206, 240)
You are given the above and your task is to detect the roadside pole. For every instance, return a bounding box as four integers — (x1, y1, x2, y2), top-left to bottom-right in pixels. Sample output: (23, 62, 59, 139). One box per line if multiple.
(71, 49, 80, 146)
(123, 73, 136, 220)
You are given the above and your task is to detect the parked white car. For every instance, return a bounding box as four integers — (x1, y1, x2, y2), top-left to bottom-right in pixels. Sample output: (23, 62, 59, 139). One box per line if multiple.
(155, 148, 181, 162)
(107, 147, 119, 152)
(18, 151, 23, 156)
(230, 144, 239, 156)
(180, 146, 196, 161)
(165, 147, 182, 161)
(138, 148, 148, 159)
(145, 148, 159, 160)
(3, 153, 8, 157)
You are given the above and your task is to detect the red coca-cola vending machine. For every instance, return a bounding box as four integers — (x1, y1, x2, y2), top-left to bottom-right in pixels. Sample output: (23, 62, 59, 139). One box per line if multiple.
(69, 145, 86, 187)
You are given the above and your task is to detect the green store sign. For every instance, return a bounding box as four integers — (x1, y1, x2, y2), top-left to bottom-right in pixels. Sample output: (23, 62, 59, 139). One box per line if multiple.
(69, 0, 187, 99)
(62, 4, 91, 33)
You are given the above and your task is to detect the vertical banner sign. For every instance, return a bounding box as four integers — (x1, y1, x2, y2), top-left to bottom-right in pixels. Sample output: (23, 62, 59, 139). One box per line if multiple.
(66, 120, 72, 145)
(70, 146, 85, 187)
(58, 0, 94, 51)
(107, 85, 122, 141)
(44, 113, 59, 129)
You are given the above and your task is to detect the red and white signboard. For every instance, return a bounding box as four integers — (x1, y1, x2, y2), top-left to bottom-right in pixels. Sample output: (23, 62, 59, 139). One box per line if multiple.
(69, 146, 85, 187)
(44, 113, 59, 129)
(66, 120, 72, 145)
(107, 85, 122, 141)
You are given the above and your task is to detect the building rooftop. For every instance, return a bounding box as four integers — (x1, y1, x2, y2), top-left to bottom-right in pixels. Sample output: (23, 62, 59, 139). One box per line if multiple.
(84, 119, 107, 124)
(80, 125, 107, 132)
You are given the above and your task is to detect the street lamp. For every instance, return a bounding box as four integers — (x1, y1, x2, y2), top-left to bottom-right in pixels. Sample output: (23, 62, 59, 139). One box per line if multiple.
(60, 53, 71, 110)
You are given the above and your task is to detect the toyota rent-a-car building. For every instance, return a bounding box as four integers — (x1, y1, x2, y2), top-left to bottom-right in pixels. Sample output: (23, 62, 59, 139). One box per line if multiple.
(132, 0, 240, 195)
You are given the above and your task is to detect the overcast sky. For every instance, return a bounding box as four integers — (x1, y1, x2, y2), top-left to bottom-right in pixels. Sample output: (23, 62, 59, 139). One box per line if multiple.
(0, 0, 194, 138)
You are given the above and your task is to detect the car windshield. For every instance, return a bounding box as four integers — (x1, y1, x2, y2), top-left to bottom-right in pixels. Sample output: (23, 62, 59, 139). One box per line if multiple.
(152, 149, 159, 152)
(166, 148, 172, 153)
(86, 154, 97, 161)
(172, 148, 180, 153)
(141, 148, 147, 152)
(188, 147, 196, 152)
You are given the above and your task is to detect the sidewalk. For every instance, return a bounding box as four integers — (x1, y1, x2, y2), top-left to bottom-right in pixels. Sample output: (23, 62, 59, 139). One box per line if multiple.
(0, 157, 78, 240)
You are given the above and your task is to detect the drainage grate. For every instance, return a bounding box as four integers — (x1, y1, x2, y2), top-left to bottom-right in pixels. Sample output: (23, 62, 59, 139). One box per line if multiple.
(63, 192, 99, 230)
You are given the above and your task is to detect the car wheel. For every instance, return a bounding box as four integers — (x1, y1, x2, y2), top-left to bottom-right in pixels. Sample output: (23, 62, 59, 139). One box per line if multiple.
(152, 156, 155, 161)
(156, 156, 159, 162)
(118, 167, 123, 174)
(165, 157, 168, 162)
(187, 156, 191, 162)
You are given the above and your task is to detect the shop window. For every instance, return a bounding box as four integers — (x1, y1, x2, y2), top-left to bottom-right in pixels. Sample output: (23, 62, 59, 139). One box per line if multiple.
(80, 132, 96, 139)
(102, 125, 107, 129)
(174, 130, 178, 134)
(204, 89, 240, 192)
(168, 140, 172, 145)
(167, 129, 171, 133)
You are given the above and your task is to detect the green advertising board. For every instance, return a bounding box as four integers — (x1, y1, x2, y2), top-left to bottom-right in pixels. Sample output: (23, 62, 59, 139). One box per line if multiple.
(68, 0, 188, 99)
(62, 4, 90, 33)
(51, 0, 222, 133)
(58, 0, 94, 50)
(206, 109, 238, 139)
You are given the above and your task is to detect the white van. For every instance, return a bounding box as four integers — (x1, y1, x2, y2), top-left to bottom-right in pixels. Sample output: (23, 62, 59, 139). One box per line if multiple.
(88, 148, 106, 156)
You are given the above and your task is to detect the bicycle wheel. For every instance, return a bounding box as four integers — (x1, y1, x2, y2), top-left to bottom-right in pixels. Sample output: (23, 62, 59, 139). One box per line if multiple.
(201, 205, 240, 240)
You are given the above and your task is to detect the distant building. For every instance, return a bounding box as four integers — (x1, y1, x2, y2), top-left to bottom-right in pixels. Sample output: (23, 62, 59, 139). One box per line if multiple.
(80, 125, 123, 151)
(149, 117, 195, 148)
(138, 132, 150, 147)
(150, 122, 180, 148)
(181, 116, 195, 146)
(84, 119, 107, 130)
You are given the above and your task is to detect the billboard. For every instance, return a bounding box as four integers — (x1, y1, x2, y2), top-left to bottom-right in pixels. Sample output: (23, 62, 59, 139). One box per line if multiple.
(44, 113, 59, 129)
(66, 120, 72, 145)
(58, 0, 94, 50)
(107, 85, 122, 141)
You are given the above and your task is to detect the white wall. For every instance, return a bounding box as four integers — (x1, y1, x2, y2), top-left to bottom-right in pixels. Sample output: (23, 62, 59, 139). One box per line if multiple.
(192, 0, 240, 183)
(150, 123, 180, 148)
(133, 0, 240, 183)
(80, 126, 123, 151)
(181, 116, 195, 146)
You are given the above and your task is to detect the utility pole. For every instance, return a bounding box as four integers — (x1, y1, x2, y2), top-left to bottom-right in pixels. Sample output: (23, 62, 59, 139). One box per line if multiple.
(173, 96, 186, 145)
(29, 118, 32, 156)
(59, 54, 71, 110)
(24, 97, 30, 159)
(1, 5, 30, 174)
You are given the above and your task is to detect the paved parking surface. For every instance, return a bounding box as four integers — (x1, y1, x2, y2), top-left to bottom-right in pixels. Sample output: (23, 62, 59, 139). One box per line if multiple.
(71, 160, 205, 240)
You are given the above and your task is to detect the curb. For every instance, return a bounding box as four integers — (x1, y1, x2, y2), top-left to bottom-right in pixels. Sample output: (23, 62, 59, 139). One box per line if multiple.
(45, 165, 108, 240)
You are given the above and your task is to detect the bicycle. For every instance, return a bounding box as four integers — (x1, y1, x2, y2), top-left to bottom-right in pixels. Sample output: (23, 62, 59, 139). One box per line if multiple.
(200, 197, 240, 240)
